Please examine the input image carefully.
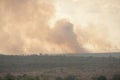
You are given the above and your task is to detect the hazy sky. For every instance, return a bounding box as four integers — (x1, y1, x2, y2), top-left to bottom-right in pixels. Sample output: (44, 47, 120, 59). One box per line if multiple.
(0, 0, 120, 55)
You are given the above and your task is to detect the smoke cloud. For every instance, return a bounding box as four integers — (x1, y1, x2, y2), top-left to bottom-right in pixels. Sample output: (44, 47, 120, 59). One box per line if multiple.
(75, 24, 115, 52)
(0, 0, 55, 54)
(0, 0, 119, 55)
(49, 19, 87, 53)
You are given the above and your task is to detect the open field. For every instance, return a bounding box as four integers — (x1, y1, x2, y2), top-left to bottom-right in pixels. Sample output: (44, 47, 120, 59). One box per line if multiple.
(0, 53, 120, 80)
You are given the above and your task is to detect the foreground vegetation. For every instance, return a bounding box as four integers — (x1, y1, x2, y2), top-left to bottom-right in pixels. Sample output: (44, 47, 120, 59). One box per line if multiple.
(0, 73, 120, 80)
(0, 54, 120, 80)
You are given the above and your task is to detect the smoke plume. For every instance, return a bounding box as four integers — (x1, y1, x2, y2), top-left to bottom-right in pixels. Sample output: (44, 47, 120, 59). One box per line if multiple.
(0, 0, 55, 54)
(0, 0, 118, 55)
(49, 19, 87, 53)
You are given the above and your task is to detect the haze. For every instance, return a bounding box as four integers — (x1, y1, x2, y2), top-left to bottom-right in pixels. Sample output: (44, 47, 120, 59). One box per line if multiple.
(0, 0, 120, 55)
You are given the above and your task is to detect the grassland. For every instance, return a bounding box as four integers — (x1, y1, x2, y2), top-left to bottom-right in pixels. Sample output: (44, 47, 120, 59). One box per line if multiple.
(0, 53, 120, 80)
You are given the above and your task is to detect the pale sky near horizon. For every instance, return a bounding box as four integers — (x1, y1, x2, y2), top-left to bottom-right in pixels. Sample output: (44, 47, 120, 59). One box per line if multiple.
(0, 0, 120, 55)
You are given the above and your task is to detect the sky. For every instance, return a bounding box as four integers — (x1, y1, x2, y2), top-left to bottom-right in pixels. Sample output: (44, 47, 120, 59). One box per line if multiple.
(0, 0, 120, 55)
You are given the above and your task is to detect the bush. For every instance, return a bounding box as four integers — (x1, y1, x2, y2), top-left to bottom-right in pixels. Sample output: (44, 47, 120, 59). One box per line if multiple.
(112, 74, 120, 80)
(97, 76, 107, 80)
(4, 73, 15, 80)
(56, 77, 63, 80)
(65, 75, 78, 80)
(92, 75, 107, 80)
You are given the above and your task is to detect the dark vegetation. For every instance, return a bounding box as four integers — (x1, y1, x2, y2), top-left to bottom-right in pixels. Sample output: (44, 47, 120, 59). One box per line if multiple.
(0, 53, 120, 80)
(0, 73, 120, 80)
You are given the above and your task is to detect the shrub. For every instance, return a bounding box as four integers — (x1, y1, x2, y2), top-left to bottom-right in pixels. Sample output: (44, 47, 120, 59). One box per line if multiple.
(92, 75, 107, 80)
(112, 74, 120, 80)
(97, 76, 107, 80)
(4, 73, 15, 80)
(56, 77, 63, 80)
(65, 75, 78, 80)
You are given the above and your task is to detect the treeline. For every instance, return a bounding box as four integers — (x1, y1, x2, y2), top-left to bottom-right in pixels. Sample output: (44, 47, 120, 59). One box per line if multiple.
(0, 74, 120, 80)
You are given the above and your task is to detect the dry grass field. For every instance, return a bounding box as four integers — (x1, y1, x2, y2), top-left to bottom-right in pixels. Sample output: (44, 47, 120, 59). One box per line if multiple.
(0, 53, 120, 80)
